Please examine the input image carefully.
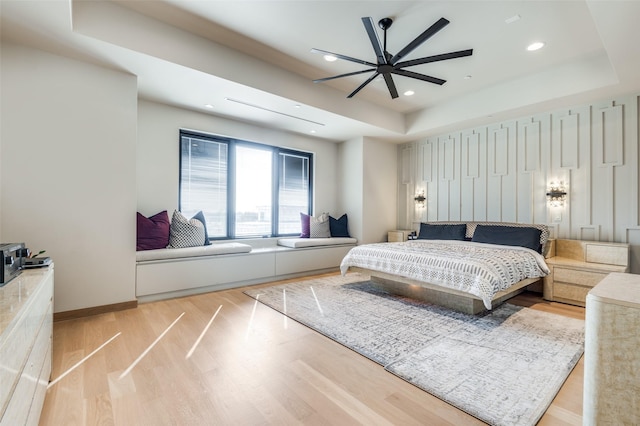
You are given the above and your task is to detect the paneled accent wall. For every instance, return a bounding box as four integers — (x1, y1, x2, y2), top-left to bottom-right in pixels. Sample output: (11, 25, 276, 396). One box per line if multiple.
(398, 93, 640, 273)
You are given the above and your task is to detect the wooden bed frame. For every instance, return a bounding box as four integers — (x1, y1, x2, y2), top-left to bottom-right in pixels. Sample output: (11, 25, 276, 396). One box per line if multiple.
(349, 267, 541, 315)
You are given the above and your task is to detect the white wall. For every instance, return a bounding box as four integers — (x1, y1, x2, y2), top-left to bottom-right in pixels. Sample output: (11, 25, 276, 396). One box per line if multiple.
(0, 43, 137, 312)
(137, 100, 340, 220)
(363, 138, 397, 243)
(338, 138, 364, 242)
(338, 137, 397, 244)
(0, 91, 2, 239)
(398, 93, 640, 273)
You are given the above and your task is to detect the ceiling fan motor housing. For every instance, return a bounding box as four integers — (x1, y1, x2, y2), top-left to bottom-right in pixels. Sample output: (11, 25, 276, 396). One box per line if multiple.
(378, 18, 393, 30)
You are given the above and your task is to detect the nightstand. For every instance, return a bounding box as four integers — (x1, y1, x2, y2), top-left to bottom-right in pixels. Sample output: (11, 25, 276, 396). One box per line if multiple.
(387, 230, 414, 242)
(543, 239, 630, 307)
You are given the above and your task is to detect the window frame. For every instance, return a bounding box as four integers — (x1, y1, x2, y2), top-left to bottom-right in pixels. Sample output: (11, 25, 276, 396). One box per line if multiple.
(179, 129, 313, 240)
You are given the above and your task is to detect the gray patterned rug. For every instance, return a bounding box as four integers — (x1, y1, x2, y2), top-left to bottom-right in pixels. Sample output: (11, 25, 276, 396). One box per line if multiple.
(244, 273, 585, 426)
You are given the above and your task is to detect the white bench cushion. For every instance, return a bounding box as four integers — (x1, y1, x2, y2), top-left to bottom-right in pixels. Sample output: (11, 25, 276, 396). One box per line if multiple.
(277, 237, 357, 248)
(136, 242, 252, 262)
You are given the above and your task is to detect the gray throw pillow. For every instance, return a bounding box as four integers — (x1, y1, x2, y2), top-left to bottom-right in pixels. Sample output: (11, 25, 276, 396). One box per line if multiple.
(309, 213, 331, 238)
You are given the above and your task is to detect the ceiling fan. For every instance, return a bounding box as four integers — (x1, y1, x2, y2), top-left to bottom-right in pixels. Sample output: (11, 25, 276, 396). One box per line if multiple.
(312, 16, 473, 99)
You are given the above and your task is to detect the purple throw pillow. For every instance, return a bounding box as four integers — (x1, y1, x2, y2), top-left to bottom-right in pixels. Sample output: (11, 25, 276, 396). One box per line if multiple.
(137, 210, 170, 251)
(300, 212, 310, 238)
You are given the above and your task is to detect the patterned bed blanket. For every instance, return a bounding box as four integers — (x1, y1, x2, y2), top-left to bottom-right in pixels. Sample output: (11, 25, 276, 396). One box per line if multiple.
(340, 240, 550, 309)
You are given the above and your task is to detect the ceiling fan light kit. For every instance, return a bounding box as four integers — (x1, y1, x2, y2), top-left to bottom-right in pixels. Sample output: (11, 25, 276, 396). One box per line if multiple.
(312, 16, 473, 99)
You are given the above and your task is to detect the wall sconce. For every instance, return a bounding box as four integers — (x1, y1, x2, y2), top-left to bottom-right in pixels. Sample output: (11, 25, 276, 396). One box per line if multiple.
(546, 182, 567, 207)
(414, 190, 426, 207)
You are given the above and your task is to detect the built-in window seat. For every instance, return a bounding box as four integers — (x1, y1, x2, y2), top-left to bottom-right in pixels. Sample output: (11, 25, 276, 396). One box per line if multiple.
(136, 242, 253, 261)
(276, 237, 357, 248)
(135, 237, 357, 302)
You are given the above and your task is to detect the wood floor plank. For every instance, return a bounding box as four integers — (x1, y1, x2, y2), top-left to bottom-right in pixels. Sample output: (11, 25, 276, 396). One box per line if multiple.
(85, 392, 114, 426)
(41, 273, 585, 425)
(291, 359, 395, 425)
(384, 391, 484, 426)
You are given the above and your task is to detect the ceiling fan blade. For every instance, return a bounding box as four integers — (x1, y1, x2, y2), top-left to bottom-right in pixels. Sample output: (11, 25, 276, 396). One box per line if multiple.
(313, 68, 376, 83)
(390, 17, 449, 65)
(361, 17, 387, 64)
(347, 72, 380, 98)
(391, 68, 446, 85)
(395, 49, 473, 69)
(383, 74, 399, 99)
(310, 48, 377, 67)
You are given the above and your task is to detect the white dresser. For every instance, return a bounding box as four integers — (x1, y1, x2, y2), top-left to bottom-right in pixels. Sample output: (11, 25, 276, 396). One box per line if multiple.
(583, 272, 639, 425)
(0, 265, 54, 426)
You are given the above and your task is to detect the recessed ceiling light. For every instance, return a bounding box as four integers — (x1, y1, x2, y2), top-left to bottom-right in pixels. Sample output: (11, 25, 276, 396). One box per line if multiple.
(204, 104, 214, 108)
(294, 104, 301, 108)
(323, 55, 337, 62)
(310, 130, 317, 134)
(505, 14, 521, 24)
(527, 42, 545, 51)
(403, 90, 415, 96)
(464, 75, 472, 80)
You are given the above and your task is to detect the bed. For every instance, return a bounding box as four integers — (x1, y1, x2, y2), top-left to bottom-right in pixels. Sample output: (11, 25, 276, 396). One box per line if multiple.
(340, 222, 550, 314)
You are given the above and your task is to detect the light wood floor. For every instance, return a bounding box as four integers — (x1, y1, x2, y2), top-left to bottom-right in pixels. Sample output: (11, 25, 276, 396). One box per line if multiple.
(40, 272, 585, 425)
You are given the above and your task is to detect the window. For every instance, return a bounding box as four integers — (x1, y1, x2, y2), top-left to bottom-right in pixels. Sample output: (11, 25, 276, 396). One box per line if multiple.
(179, 134, 228, 238)
(179, 130, 312, 239)
(235, 144, 272, 237)
(279, 152, 310, 234)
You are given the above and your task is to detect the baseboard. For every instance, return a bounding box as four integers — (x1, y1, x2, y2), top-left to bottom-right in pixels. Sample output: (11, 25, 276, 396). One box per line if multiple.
(54, 300, 138, 322)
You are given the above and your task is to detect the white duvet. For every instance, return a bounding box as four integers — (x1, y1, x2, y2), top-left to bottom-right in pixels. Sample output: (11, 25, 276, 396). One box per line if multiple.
(340, 240, 550, 309)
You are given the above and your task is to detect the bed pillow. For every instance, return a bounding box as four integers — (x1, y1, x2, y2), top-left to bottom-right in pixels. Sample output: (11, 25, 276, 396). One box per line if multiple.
(309, 213, 331, 238)
(167, 210, 206, 248)
(417, 223, 466, 240)
(136, 210, 170, 251)
(329, 214, 350, 237)
(471, 225, 542, 253)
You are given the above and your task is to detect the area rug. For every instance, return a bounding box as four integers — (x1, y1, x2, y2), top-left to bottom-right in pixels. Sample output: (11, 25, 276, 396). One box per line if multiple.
(243, 273, 585, 426)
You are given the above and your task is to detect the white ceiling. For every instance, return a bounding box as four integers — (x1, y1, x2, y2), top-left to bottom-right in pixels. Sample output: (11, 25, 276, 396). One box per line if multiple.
(2, 0, 639, 143)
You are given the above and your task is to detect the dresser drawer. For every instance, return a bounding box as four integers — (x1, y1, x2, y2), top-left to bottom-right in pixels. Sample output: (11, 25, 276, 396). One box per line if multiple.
(2, 303, 52, 426)
(553, 267, 608, 287)
(551, 282, 591, 306)
(388, 230, 415, 242)
(388, 231, 405, 242)
(26, 345, 51, 426)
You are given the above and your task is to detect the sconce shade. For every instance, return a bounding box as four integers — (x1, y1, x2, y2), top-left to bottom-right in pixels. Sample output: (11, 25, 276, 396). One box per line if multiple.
(546, 182, 567, 207)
